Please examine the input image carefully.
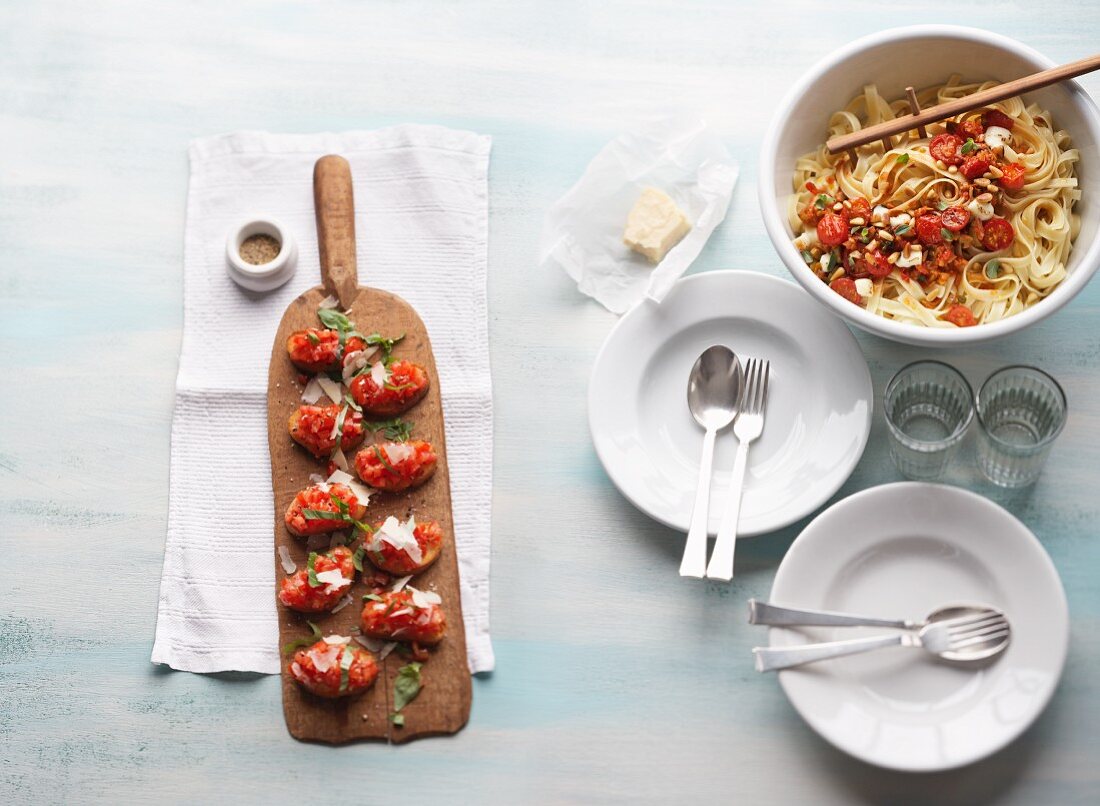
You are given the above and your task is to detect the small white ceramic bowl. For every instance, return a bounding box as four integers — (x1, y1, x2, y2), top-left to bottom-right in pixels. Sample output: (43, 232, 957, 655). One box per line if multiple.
(759, 25, 1100, 346)
(225, 217, 298, 292)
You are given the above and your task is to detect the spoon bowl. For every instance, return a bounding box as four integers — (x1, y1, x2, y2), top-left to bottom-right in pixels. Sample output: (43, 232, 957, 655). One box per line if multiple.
(687, 346, 743, 431)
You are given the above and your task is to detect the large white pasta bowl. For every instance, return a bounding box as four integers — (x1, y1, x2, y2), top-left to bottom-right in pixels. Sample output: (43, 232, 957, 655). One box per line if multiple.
(759, 25, 1100, 346)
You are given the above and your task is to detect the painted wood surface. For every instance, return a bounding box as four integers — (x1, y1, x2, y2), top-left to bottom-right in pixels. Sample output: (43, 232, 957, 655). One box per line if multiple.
(2, 1, 1099, 803)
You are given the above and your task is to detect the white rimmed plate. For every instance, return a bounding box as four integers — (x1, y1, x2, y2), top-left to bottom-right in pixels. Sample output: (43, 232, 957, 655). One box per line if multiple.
(588, 270, 872, 536)
(769, 482, 1069, 772)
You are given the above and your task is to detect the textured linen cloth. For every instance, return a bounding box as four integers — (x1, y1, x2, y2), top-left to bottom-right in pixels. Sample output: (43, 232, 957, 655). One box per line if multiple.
(152, 126, 494, 674)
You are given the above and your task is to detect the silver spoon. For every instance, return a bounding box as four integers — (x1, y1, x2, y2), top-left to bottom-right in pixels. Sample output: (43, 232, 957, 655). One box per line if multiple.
(750, 602, 1011, 672)
(679, 345, 742, 578)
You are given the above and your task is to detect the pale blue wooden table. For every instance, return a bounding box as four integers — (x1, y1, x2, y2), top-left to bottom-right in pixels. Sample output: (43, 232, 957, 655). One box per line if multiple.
(2, 2, 1099, 803)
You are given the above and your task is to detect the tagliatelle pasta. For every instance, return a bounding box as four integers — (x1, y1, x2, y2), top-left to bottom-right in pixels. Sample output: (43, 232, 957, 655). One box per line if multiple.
(790, 76, 1081, 327)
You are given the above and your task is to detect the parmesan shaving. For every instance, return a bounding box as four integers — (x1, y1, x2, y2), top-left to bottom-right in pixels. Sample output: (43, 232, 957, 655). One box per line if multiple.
(342, 347, 379, 384)
(301, 377, 325, 404)
(309, 473, 326, 485)
(326, 469, 355, 487)
(347, 480, 373, 508)
(317, 375, 343, 406)
(371, 515, 423, 565)
(370, 361, 389, 389)
(391, 575, 413, 592)
(316, 569, 352, 593)
(383, 442, 414, 465)
(331, 447, 349, 472)
(390, 607, 413, 618)
(354, 636, 396, 660)
(319, 294, 340, 309)
(277, 546, 297, 575)
(308, 645, 341, 672)
(323, 634, 351, 645)
(408, 586, 441, 608)
(331, 595, 354, 614)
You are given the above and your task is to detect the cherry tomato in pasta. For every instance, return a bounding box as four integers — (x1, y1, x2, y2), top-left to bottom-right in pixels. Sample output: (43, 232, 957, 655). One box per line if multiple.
(945, 305, 978, 328)
(829, 277, 863, 306)
(288, 405, 366, 458)
(360, 589, 447, 645)
(940, 206, 972, 232)
(846, 198, 872, 221)
(278, 546, 356, 613)
(929, 133, 964, 166)
(961, 151, 994, 180)
(997, 163, 1027, 191)
(348, 359, 430, 416)
(288, 639, 378, 698)
(354, 440, 437, 492)
(854, 248, 892, 279)
(981, 218, 1015, 252)
(915, 213, 945, 245)
(284, 483, 366, 537)
(982, 109, 1015, 131)
(816, 213, 848, 246)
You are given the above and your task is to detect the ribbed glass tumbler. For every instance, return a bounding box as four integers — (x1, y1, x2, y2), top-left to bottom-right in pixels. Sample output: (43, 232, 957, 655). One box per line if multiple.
(884, 361, 974, 481)
(976, 365, 1067, 488)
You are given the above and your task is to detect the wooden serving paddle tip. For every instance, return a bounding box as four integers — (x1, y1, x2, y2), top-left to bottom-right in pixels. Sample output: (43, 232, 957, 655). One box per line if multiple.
(826, 52, 1100, 155)
(268, 155, 472, 745)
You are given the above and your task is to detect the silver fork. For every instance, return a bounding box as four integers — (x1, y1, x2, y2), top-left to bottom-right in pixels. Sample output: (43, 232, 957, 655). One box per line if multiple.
(753, 611, 1012, 672)
(706, 358, 770, 580)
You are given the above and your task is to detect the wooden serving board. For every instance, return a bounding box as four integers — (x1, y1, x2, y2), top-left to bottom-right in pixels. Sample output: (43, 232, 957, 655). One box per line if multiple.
(266, 155, 471, 744)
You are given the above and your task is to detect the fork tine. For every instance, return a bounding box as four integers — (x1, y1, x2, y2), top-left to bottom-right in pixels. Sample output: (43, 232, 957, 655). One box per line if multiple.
(949, 629, 1011, 650)
(949, 620, 1008, 641)
(752, 359, 765, 413)
(743, 358, 760, 413)
(942, 612, 1004, 630)
(946, 614, 1006, 636)
(760, 360, 771, 413)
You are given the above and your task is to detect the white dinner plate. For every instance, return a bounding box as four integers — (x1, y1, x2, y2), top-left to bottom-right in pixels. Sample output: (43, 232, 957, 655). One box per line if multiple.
(588, 270, 872, 536)
(769, 482, 1069, 772)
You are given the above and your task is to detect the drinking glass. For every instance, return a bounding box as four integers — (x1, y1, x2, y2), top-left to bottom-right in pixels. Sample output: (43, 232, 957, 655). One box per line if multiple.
(883, 361, 974, 481)
(976, 366, 1067, 488)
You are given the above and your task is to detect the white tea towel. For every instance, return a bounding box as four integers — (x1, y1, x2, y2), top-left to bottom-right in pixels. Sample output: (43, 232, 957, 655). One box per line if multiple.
(152, 126, 494, 674)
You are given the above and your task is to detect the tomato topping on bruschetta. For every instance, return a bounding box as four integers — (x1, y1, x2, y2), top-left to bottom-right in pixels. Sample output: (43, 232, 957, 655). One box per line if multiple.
(278, 546, 356, 613)
(360, 588, 446, 645)
(364, 516, 443, 575)
(284, 483, 367, 537)
(354, 440, 437, 491)
(286, 329, 366, 374)
(288, 405, 365, 458)
(288, 637, 378, 698)
(348, 359, 430, 416)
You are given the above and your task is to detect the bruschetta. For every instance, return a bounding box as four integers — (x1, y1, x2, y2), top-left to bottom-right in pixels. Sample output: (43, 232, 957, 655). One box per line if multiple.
(348, 359, 430, 416)
(364, 515, 443, 576)
(284, 482, 367, 537)
(288, 637, 378, 698)
(278, 546, 356, 613)
(286, 328, 366, 374)
(354, 440, 437, 491)
(288, 404, 365, 458)
(360, 588, 446, 645)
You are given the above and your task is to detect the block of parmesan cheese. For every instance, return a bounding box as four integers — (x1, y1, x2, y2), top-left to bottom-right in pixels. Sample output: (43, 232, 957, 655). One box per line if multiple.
(623, 187, 692, 263)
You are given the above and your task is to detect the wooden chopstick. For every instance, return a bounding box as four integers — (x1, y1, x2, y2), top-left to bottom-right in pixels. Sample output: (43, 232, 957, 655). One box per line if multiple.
(826, 52, 1100, 156)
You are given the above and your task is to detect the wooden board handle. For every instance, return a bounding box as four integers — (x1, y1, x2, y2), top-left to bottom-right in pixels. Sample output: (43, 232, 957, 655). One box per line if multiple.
(313, 155, 359, 309)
